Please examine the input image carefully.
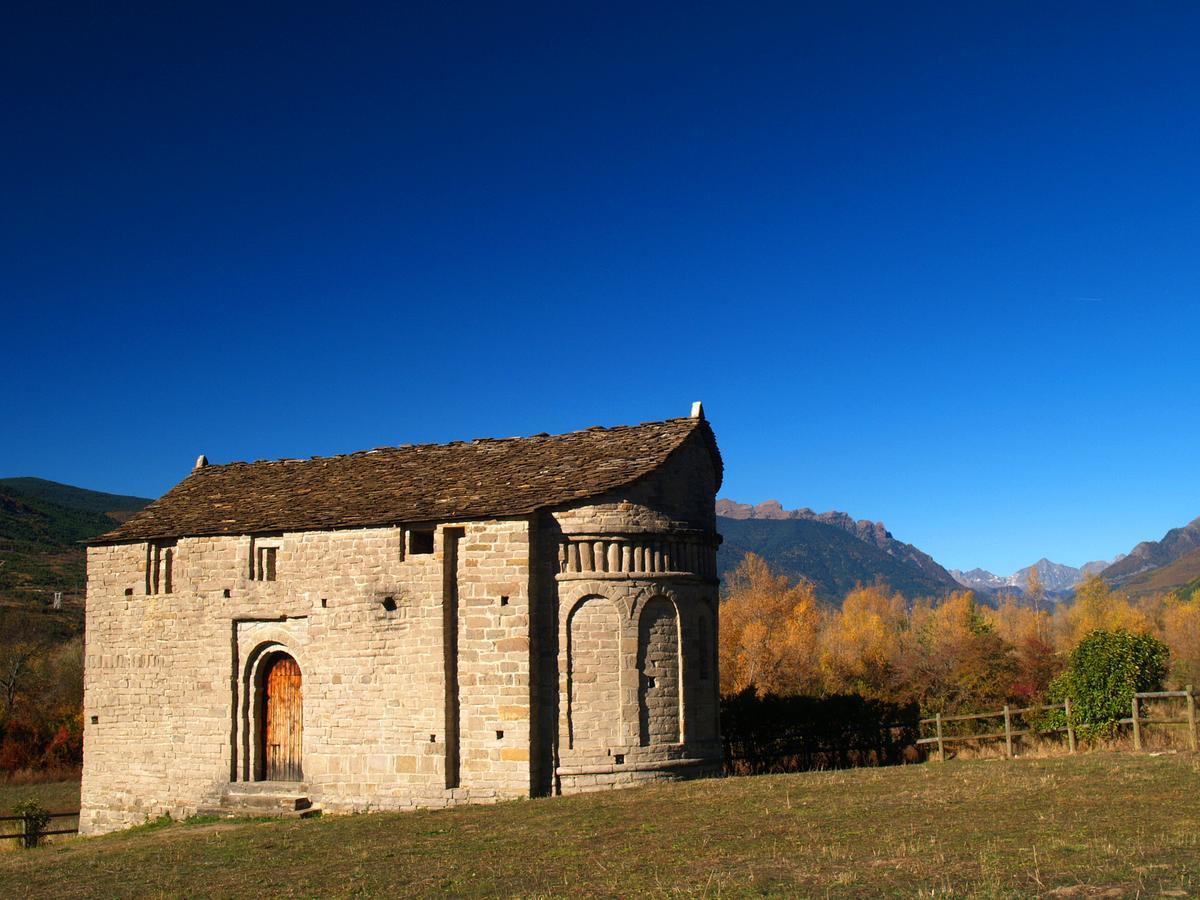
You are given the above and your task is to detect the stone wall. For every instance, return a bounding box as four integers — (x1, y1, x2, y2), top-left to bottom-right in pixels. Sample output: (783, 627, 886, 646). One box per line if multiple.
(81, 518, 532, 834)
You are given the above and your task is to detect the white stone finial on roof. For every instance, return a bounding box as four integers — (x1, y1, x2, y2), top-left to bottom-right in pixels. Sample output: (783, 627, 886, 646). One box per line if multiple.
(690, 401, 704, 420)
(194, 454, 208, 471)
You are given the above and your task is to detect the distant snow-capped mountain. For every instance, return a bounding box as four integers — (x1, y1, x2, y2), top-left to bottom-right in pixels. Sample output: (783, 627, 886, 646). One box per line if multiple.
(950, 556, 1121, 596)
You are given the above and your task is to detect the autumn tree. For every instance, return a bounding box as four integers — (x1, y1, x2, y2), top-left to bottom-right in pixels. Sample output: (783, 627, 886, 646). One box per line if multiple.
(1053, 575, 1149, 650)
(1026, 565, 1045, 640)
(1160, 593, 1200, 687)
(983, 594, 1060, 700)
(819, 583, 907, 699)
(896, 592, 1017, 714)
(719, 553, 822, 696)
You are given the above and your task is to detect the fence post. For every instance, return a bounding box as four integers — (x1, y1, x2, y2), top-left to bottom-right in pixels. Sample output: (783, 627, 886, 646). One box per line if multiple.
(1064, 697, 1076, 754)
(1131, 695, 1142, 751)
(935, 712, 945, 762)
(1003, 705, 1013, 759)
(1187, 685, 1197, 753)
(20, 813, 36, 850)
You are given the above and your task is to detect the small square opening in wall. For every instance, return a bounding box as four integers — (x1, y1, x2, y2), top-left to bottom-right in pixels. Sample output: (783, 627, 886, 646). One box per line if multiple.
(614, 754, 625, 765)
(499, 595, 509, 606)
(495, 730, 504, 740)
(223, 588, 231, 598)
(410, 529, 435, 555)
(430, 734, 437, 743)
(321, 598, 328, 608)
(90, 716, 99, 725)
(124, 588, 133, 596)
(381, 596, 397, 612)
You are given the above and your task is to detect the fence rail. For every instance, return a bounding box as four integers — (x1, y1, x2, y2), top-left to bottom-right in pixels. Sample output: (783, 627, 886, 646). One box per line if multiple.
(1126, 687, 1197, 752)
(0, 810, 80, 846)
(917, 700, 1075, 760)
(918, 685, 1197, 760)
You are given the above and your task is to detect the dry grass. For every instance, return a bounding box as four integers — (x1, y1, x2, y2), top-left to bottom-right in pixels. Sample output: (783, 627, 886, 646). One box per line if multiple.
(0, 778, 80, 813)
(0, 766, 81, 788)
(1, 754, 1198, 896)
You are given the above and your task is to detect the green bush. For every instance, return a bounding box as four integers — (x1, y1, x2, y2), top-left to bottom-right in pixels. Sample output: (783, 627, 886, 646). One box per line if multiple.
(1047, 630, 1169, 736)
(11, 799, 50, 849)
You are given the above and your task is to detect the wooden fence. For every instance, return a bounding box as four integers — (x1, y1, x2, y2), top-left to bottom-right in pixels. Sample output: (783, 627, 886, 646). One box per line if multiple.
(1127, 687, 1198, 752)
(0, 810, 79, 848)
(918, 685, 1197, 760)
(917, 701, 1076, 761)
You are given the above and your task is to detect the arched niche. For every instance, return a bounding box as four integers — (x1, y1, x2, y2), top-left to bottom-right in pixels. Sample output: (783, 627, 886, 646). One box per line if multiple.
(638, 596, 682, 746)
(565, 595, 622, 750)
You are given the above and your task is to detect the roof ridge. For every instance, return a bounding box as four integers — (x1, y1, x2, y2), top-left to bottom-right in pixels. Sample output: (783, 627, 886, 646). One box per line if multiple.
(191, 416, 698, 471)
(90, 415, 712, 543)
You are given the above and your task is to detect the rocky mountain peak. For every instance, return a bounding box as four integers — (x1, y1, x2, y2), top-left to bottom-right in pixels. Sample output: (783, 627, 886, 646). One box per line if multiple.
(716, 498, 954, 588)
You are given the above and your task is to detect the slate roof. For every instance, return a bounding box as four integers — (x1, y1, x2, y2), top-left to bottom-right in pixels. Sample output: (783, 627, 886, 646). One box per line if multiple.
(93, 416, 721, 543)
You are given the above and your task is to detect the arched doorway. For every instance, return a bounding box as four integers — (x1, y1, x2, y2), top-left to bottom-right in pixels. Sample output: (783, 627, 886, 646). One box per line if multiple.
(259, 653, 303, 781)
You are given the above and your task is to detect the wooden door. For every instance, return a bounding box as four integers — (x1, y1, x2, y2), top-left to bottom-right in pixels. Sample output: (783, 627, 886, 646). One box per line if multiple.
(263, 655, 302, 781)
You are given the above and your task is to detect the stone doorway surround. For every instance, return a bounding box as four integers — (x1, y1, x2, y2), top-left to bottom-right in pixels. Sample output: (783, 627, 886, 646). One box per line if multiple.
(233, 618, 310, 784)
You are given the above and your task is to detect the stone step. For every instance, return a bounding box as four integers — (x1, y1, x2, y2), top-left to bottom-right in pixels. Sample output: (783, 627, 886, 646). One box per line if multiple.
(220, 792, 313, 812)
(196, 803, 322, 821)
(222, 781, 307, 795)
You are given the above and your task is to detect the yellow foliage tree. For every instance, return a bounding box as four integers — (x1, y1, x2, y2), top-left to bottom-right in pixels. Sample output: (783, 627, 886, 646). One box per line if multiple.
(983, 593, 1045, 648)
(1053, 575, 1149, 650)
(1161, 594, 1200, 688)
(718, 553, 822, 696)
(818, 583, 907, 698)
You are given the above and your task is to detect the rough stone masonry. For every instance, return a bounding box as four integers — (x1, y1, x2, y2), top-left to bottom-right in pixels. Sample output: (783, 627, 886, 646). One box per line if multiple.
(79, 406, 723, 833)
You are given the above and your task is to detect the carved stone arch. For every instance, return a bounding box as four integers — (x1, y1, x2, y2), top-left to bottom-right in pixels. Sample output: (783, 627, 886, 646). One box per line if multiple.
(564, 595, 622, 751)
(637, 595, 683, 746)
(629, 584, 681, 622)
(559, 582, 633, 625)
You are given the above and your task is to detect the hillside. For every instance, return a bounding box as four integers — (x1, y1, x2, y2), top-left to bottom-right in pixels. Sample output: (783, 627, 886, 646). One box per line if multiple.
(0, 477, 150, 521)
(0, 479, 151, 637)
(1116, 545, 1200, 599)
(718, 515, 961, 602)
(1102, 515, 1200, 591)
(2, 755, 1197, 896)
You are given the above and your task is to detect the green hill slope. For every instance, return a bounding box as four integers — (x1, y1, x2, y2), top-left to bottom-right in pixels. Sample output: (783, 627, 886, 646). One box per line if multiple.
(0, 480, 151, 637)
(0, 477, 150, 521)
(717, 516, 960, 602)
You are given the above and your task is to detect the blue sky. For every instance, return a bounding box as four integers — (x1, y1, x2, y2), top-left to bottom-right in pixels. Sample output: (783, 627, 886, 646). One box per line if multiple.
(3, 3, 1198, 574)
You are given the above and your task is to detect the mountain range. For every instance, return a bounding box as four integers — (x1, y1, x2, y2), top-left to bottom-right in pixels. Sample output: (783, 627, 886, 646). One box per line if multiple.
(950, 557, 1117, 597)
(716, 499, 962, 603)
(717, 498, 1200, 605)
(1098, 517, 1200, 599)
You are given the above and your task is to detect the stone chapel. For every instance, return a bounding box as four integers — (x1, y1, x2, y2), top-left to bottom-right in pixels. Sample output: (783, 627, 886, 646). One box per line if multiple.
(79, 406, 722, 833)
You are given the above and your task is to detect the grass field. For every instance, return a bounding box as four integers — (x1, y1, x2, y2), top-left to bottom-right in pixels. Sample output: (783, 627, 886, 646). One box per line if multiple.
(1, 754, 1198, 897)
(0, 778, 80, 813)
